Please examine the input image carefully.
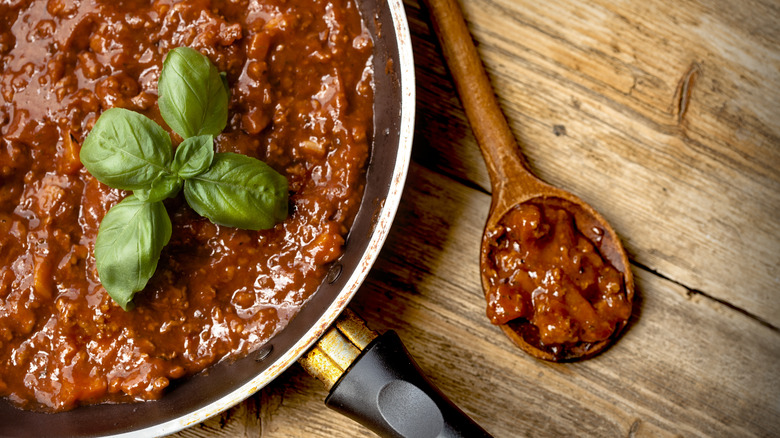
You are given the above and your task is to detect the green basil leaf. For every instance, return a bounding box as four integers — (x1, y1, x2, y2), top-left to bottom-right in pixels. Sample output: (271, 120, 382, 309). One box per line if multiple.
(95, 195, 172, 310)
(171, 134, 214, 179)
(219, 71, 230, 96)
(158, 47, 228, 139)
(135, 173, 183, 202)
(183, 152, 288, 230)
(80, 108, 173, 190)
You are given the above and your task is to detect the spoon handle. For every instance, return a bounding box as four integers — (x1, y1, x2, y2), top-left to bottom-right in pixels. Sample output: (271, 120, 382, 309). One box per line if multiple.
(422, 0, 532, 190)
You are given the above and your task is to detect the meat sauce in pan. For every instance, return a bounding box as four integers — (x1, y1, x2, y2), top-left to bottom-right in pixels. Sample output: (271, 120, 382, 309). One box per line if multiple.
(0, 0, 372, 410)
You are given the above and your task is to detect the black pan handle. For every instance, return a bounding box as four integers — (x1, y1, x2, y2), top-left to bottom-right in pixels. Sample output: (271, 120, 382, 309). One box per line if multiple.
(324, 330, 492, 438)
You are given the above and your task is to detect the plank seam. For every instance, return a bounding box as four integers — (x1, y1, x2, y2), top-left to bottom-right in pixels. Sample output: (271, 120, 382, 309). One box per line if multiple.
(632, 260, 779, 332)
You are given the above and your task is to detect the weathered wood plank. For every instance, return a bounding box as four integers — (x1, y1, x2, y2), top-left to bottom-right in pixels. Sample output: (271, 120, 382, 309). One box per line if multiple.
(172, 163, 780, 437)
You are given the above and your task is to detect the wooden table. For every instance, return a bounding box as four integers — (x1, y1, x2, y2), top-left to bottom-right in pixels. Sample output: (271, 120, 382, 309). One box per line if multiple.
(173, 0, 780, 436)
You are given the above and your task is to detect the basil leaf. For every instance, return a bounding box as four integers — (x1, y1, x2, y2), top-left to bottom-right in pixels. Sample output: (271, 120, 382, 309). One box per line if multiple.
(158, 47, 228, 139)
(80, 108, 173, 190)
(219, 71, 230, 96)
(135, 173, 183, 203)
(183, 152, 288, 230)
(95, 195, 172, 310)
(171, 134, 214, 179)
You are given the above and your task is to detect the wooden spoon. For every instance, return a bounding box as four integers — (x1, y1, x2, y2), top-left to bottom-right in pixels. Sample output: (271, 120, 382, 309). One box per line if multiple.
(422, 0, 634, 361)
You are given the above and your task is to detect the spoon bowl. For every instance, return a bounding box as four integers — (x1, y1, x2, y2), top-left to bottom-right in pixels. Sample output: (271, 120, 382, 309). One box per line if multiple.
(424, 0, 634, 361)
(483, 187, 634, 361)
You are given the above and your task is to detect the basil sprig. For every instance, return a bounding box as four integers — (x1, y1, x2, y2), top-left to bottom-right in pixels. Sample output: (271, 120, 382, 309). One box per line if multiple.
(80, 47, 288, 310)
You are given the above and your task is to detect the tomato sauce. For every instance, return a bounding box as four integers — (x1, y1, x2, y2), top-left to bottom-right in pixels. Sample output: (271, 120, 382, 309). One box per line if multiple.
(484, 200, 632, 358)
(0, 0, 372, 410)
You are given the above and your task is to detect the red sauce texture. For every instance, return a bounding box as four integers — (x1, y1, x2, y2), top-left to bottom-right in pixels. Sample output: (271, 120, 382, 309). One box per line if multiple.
(0, 0, 372, 410)
(485, 201, 632, 354)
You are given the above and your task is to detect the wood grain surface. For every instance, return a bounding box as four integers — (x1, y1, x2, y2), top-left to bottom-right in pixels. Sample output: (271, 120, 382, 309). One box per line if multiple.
(171, 0, 780, 436)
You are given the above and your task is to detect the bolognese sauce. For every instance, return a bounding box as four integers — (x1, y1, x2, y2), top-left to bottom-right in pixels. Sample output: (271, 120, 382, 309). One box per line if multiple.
(484, 200, 632, 359)
(0, 0, 373, 410)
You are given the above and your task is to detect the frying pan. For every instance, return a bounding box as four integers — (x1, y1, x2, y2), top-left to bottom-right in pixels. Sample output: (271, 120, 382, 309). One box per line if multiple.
(0, 0, 415, 436)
